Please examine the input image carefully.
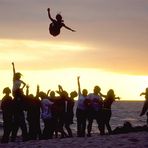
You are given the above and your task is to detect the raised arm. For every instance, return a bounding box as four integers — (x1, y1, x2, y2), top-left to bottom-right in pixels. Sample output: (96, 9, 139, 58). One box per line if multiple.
(36, 85, 40, 97)
(56, 85, 64, 95)
(26, 85, 29, 96)
(77, 76, 81, 95)
(12, 62, 16, 80)
(63, 24, 76, 32)
(59, 85, 64, 92)
(47, 89, 51, 96)
(47, 8, 54, 21)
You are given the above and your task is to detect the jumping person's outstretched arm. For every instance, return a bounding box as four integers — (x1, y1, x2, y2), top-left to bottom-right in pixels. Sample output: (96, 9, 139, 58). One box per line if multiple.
(63, 24, 76, 32)
(47, 8, 54, 22)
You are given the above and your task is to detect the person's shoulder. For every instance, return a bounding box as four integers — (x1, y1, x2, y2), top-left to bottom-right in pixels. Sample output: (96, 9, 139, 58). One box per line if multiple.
(88, 93, 93, 96)
(8, 96, 13, 100)
(44, 98, 50, 102)
(48, 99, 54, 104)
(86, 93, 92, 98)
(41, 98, 47, 103)
(2, 95, 12, 101)
(78, 94, 84, 98)
(52, 19, 57, 23)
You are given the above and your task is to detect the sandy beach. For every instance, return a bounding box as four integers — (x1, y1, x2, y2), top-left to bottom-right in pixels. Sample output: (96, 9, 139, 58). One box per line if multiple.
(0, 101, 147, 148)
(0, 131, 148, 148)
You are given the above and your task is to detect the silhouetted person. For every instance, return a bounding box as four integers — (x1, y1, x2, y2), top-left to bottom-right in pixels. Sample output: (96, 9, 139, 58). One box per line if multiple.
(112, 121, 148, 134)
(69, 91, 77, 124)
(102, 89, 120, 134)
(112, 121, 133, 134)
(11, 94, 28, 142)
(40, 91, 54, 139)
(140, 88, 148, 125)
(86, 86, 104, 136)
(47, 8, 76, 37)
(76, 76, 88, 137)
(12, 62, 26, 99)
(64, 90, 77, 137)
(55, 85, 68, 138)
(26, 85, 42, 140)
(11, 63, 28, 142)
(1, 87, 13, 143)
(48, 90, 59, 138)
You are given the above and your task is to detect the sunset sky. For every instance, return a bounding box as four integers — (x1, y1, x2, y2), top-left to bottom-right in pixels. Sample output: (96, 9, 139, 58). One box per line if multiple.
(0, 0, 148, 100)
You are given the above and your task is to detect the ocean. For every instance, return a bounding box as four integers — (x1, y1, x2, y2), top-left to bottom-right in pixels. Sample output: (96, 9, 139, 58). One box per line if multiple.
(0, 101, 147, 136)
(71, 101, 147, 134)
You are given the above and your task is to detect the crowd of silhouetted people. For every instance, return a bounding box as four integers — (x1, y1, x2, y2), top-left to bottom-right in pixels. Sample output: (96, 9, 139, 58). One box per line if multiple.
(0, 63, 148, 143)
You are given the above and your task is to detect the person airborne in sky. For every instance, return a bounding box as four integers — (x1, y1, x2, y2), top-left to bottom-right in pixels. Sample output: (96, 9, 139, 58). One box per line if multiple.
(47, 8, 76, 37)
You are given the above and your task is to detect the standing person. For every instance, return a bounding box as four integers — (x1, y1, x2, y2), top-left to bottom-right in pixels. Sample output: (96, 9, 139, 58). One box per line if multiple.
(76, 76, 88, 137)
(55, 85, 68, 138)
(40, 91, 54, 139)
(64, 90, 77, 137)
(86, 86, 104, 136)
(11, 97, 28, 142)
(69, 91, 78, 124)
(11, 63, 28, 142)
(55, 85, 70, 138)
(12, 62, 26, 99)
(50, 89, 67, 138)
(102, 89, 120, 134)
(26, 85, 42, 140)
(140, 88, 148, 125)
(47, 8, 76, 37)
(11, 96, 28, 142)
(1, 87, 13, 143)
(48, 90, 59, 138)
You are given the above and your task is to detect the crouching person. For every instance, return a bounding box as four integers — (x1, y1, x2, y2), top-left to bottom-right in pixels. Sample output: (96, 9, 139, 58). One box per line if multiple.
(39, 92, 55, 139)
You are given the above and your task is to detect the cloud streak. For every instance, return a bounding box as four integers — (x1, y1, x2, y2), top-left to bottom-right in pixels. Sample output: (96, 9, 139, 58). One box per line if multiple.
(0, 0, 148, 75)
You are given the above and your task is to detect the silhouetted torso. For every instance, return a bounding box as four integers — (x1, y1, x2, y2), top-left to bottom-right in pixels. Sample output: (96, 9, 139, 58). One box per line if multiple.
(1, 96, 13, 121)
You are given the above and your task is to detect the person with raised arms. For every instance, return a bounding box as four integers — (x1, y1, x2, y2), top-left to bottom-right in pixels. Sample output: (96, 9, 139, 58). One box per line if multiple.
(47, 8, 76, 37)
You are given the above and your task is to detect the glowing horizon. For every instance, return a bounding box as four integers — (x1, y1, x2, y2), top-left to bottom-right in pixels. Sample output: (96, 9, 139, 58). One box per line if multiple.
(0, 39, 148, 101)
(0, 68, 147, 101)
